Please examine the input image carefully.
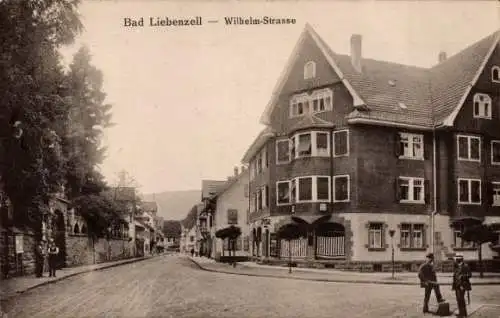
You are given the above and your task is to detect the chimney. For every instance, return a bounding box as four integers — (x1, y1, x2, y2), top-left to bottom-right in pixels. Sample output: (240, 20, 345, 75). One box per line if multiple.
(438, 51, 447, 63)
(350, 34, 362, 72)
(234, 166, 239, 177)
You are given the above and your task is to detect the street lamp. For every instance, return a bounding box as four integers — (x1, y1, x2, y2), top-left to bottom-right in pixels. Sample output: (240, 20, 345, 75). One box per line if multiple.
(389, 229, 395, 279)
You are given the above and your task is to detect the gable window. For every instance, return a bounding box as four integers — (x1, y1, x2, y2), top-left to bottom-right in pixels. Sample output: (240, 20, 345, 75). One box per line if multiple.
(397, 177, 425, 203)
(276, 139, 291, 164)
(304, 61, 316, 80)
(316, 176, 331, 201)
(492, 182, 500, 206)
(289, 89, 333, 118)
(400, 223, 425, 249)
(491, 141, 500, 164)
(457, 135, 481, 162)
(333, 175, 350, 202)
(297, 177, 313, 202)
(368, 223, 384, 249)
(334, 130, 349, 157)
(398, 133, 424, 159)
(290, 94, 309, 117)
(297, 133, 312, 157)
(311, 89, 333, 113)
(473, 93, 492, 119)
(276, 181, 291, 205)
(458, 178, 481, 205)
(492, 66, 500, 83)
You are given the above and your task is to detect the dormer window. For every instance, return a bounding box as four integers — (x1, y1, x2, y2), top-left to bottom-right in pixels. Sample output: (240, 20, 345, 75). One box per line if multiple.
(473, 93, 492, 119)
(304, 61, 316, 79)
(492, 66, 500, 83)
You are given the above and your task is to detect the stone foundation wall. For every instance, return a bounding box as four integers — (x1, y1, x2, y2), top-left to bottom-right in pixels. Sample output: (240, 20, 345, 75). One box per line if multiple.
(66, 234, 132, 267)
(0, 229, 36, 278)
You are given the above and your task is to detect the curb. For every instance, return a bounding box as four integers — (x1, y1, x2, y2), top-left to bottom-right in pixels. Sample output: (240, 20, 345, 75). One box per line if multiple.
(188, 258, 500, 286)
(1, 256, 152, 301)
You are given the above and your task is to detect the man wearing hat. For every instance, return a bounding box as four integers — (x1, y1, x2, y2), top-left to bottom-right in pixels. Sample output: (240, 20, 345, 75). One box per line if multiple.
(418, 253, 445, 313)
(452, 253, 471, 317)
(47, 238, 59, 277)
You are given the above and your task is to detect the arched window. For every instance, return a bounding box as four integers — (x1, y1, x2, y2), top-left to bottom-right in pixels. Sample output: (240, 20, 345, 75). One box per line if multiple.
(492, 66, 500, 83)
(81, 224, 87, 234)
(304, 61, 316, 80)
(74, 223, 80, 234)
(473, 93, 492, 119)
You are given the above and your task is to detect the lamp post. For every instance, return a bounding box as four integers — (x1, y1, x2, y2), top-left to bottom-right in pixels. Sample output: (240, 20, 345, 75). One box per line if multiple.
(389, 229, 395, 279)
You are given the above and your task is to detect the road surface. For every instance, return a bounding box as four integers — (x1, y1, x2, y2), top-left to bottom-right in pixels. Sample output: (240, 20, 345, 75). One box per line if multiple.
(2, 255, 499, 318)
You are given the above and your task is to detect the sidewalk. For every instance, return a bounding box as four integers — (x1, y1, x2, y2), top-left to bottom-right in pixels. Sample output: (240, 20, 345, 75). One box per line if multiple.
(188, 256, 500, 286)
(0, 255, 155, 301)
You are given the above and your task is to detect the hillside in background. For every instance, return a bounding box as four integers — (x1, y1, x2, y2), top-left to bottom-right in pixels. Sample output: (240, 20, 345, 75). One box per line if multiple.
(142, 190, 201, 220)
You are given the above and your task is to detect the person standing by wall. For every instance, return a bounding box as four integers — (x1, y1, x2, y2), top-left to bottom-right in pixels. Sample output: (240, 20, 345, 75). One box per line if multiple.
(452, 253, 472, 317)
(34, 240, 46, 278)
(47, 238, 59, 277)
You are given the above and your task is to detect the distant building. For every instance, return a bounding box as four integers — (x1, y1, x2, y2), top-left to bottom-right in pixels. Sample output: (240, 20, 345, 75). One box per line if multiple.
(211, 167, 250, 258)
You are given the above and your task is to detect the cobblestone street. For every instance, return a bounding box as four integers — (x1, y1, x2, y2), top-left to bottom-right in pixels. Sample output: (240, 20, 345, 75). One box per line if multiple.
(1, 255, 499, 318)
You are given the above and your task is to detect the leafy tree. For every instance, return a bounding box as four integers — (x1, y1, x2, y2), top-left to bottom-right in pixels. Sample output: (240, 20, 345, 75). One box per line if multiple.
(163, 220, 181, 238)
(63, 45, 112, 199)
(182, 205, 198, 230)
(215, 225, 241, 258)
(277, 223, 305, 273)
(0, 0, 82, 233)
(460, 223, 498, 278)
(72, 194, 127, 239)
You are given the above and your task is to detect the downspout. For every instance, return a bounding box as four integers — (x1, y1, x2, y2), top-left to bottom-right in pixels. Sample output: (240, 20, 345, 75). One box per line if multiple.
(431, 129, 437, 256)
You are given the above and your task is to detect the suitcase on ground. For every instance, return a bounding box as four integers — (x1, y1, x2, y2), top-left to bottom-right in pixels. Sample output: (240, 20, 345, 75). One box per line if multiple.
(435, 302, 450, 316)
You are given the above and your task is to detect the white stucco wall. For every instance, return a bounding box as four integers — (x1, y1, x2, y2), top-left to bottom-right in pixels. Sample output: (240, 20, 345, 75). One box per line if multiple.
(213, 171, 250, 257)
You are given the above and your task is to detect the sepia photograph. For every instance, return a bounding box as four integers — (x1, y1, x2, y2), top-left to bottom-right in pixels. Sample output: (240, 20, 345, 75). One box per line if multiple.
(1, 0, 500, 317)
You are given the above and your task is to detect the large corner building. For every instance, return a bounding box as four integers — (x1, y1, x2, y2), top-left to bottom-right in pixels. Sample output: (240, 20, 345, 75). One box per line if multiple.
(242, 24, 500, 271)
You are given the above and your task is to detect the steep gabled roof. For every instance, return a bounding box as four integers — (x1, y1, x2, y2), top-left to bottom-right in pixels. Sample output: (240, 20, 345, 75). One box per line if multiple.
(259, 24, 365, 126)
(432, 31, 500, 126)
(258, 24, 499, 132)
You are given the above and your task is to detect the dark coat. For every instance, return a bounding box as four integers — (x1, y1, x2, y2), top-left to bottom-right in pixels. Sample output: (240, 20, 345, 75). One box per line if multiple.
(418, 262, 437, 288)
(452, 262, 472, 291)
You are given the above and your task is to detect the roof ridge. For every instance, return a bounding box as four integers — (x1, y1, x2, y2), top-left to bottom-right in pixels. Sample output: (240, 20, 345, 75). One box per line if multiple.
(430, 29, 500, 70)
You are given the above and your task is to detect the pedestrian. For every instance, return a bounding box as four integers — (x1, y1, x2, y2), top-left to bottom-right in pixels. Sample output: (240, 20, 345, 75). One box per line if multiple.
(452, 253, 472, 317)
(34, 240, 46, 278)
(418, 253, 445, 313)
(47, 238, 59, 277)
(190, 248, 194, 257)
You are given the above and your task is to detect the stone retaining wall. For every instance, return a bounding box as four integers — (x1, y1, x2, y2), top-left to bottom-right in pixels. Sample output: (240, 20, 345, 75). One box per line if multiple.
(66, 234, 132, 267)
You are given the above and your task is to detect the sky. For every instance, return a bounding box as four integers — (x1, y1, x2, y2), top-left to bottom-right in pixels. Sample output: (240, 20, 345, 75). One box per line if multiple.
(60, 0, 499, 194)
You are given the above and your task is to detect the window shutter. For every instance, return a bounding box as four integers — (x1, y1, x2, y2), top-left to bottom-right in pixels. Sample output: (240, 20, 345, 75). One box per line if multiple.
(395, 178, 401, 202)
(265, 185, 269, 207)
(383, 224, 388, 248)
(486, 182, 494, 206)
(423, 224, 429, 248)
(424, 179, 431, 204)
(394, 133, 402, 157)
(423, 135, 430, 160)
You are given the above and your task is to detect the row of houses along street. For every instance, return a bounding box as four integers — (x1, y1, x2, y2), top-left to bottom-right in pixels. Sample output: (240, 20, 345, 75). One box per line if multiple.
(180, 24, 500, 273)
(0, 185, 166, 279)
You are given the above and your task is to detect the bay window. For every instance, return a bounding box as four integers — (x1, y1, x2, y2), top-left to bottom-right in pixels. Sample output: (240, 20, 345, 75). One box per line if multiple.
(333, 175, 350, 202)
